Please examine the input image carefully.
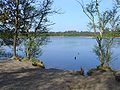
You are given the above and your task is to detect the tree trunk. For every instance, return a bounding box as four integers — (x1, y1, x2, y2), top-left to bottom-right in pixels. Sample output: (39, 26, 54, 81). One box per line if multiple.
(96, 0, 104, 67)
(96, 37, 104, 67)
(13, 0, 19, 58)
(13, 32, 17, 57)
(99, 46, 104, 67)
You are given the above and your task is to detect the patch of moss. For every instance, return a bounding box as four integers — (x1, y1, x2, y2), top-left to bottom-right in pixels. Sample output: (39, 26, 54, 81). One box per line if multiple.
(30, 58, 45, 68)
(87, 65, 116, 76)
(21, 57, 45, 68)
(112, 70, 118, 75)
(10, 56, 21, 61)
(96, 65, 114, 72)
(21, 58, 29, 62)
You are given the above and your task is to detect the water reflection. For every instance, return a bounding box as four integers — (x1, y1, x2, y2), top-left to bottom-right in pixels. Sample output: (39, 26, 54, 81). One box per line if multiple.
(0, 37, 120, 72)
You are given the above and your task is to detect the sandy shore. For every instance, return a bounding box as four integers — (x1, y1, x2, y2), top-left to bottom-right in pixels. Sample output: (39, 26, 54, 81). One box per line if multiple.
(0, 60, 120, 90)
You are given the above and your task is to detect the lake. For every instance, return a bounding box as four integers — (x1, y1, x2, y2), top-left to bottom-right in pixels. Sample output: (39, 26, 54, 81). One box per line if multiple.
(39, 37, 120, 71)
(1, 36, 120, 72)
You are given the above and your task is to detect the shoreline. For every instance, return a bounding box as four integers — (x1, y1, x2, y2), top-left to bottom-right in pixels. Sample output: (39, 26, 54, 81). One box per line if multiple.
(0, 60, 120, 90)
(48, 36, 120, 38)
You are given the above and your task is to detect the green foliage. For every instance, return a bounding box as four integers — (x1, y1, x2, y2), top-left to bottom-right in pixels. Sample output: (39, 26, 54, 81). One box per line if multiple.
(25, 38, 42, 59)
(21, 57, 29, 62)
(47, 31, 94, 36)
(87, 65, 113, 76)
(0, 0, 55, 59)
(30, 58, 39, 66)
(21, 57, 45, 68)
(79, 0, 120, 70)
(0, 30, 22, 46)
(115, 28, 120, 37)
(93, 38, 113, 67)
(24, 36, 48, 59)
(30, 58, 45, 68)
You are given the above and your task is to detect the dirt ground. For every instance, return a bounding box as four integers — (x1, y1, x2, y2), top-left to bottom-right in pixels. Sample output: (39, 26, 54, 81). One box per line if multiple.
(0, 60, 120, 90)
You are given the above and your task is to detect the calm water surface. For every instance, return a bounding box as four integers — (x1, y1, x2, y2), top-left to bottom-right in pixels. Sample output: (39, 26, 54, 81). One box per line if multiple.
(39, 37, 120, 71)
(1, 37, 120, 72)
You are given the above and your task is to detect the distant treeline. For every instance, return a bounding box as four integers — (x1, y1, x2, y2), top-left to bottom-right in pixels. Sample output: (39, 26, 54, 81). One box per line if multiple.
(0, 30, 48, 39)
(0, 30, 95, 37)
(47, 30, 120, 37)
(0, 30, 120, 38)
(47, 31, 94, 36)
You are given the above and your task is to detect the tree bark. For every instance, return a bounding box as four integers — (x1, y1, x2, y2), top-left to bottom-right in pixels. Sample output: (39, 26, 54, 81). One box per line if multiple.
(13, 0, 19, 58)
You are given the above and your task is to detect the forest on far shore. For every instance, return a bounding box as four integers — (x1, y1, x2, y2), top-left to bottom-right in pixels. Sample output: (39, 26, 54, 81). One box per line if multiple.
(1, 30, 120, 37)
(47, 30, 120, 37)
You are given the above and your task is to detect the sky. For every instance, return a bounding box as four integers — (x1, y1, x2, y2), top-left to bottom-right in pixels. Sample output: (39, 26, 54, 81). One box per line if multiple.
(50, 0, 114, 32)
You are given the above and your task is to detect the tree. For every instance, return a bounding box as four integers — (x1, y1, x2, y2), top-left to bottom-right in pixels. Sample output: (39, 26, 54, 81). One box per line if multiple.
(0, 0, 56, 59)
(0, 0, 21, 59)
(78, 0, 120, 69)
(20, 0, 56, 59)
(13, 0, 19, 58)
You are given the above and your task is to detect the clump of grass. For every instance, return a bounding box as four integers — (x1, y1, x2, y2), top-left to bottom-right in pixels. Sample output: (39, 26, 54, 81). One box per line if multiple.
(79, 67, 84, 76)
(96, 65, 111, 71)
(21, 57, 45, 68)
(30, 58, 45, 68)
(10, 56, 21, 61)
(87, 65, 117, 76)
(87, 69, 96, 76)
